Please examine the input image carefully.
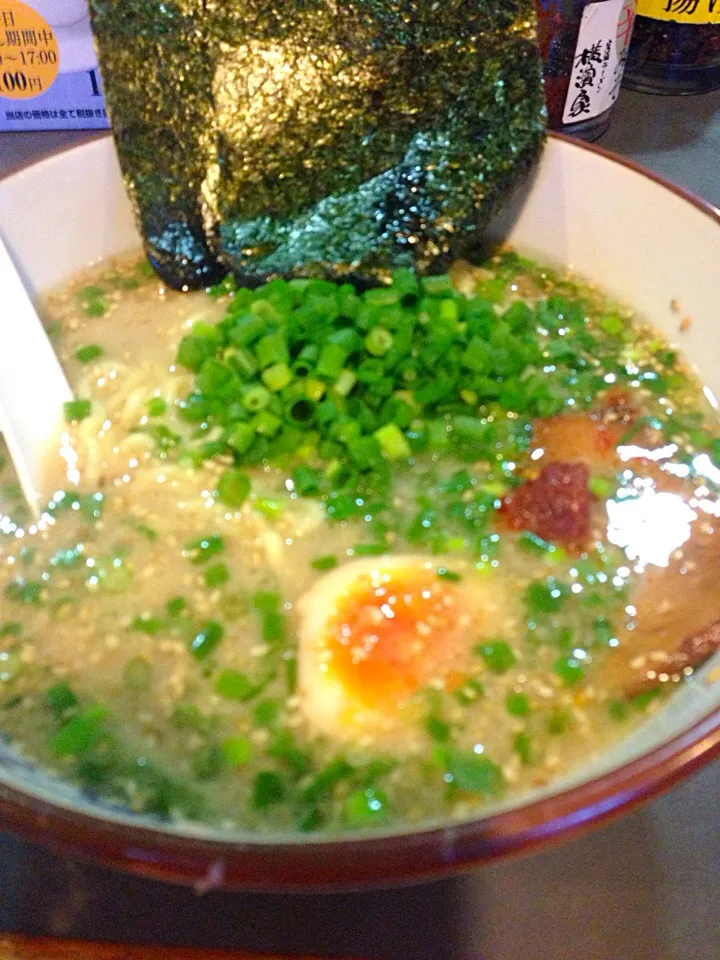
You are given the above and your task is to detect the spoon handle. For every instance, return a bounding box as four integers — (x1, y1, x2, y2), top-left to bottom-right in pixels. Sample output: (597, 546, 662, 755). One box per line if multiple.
(0, 233, 73, 515)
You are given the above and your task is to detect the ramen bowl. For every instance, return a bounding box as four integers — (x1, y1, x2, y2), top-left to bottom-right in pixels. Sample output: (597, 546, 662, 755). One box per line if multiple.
(0, 133, 718, 891)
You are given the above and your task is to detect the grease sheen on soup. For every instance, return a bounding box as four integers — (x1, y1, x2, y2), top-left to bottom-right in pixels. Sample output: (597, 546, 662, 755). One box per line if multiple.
(0, 252, 718, 834)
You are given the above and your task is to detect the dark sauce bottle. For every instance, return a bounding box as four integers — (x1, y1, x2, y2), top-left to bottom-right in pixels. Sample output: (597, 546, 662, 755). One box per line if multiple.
(537, 0, 637, 140)
(623, 0, 720, 93)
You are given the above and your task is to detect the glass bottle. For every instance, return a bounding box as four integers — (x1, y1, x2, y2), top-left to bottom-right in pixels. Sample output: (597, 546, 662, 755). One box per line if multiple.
(623, 0, 720, 94)
(536, 0, 638, 140)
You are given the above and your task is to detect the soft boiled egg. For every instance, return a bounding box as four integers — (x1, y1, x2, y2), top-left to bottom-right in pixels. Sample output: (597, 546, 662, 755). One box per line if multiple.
(296, 555, 507, 749)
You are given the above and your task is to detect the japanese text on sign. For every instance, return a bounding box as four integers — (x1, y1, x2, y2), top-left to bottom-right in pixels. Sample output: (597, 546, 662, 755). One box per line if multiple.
(636, 0, 719, 23)
(0, 1, 60, 100)
(563, 0, 636, 126)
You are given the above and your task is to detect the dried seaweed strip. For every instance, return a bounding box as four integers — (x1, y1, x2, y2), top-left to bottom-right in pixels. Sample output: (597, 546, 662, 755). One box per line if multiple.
(90, 0, 546, 289)
(90, 1, 224, 287)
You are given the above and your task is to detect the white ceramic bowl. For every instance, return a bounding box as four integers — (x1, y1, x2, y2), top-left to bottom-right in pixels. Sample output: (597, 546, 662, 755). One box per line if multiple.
(0, 134, 718, 891)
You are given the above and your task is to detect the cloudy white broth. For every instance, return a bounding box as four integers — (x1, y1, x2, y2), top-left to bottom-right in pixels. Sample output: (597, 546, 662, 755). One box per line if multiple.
(0, 252, 718, 834)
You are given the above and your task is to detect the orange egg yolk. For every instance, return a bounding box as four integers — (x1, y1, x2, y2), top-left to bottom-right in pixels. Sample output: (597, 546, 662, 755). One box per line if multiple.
(323, 571, 465, 707)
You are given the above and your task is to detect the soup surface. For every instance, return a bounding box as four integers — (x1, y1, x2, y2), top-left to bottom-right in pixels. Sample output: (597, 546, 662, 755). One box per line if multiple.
(0, 253, 718, 834)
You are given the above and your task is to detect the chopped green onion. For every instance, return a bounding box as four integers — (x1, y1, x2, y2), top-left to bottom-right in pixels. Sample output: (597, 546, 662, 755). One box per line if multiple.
(365, 327, 393, 357)
(505, 692, 531, 717)
(64, 399, 92, 423)
(254, 497, 284, 519)
(5, 579, 43, 605)
(475, 640, 516, 674)
(253, 590, 280, 613)
(45, 682, 78, 717)
(252, 411, 282, 438)
(227, 422, 255, 454)
(130, 614, 166, 635)
(312, 554, 338, 571)
(77, 284, 105, 302)
(453, 677, 485, 705)
(75, 344, 103, 364)
(334, 369, 357, 397)
(553, 654, 586, 687)
(525, 578, 568, 615)
(216, 470, 251, 509)
(425, 714, 451, 743)
(609, 699, 629, 722)
(215, 669, 257, 701)
(184, 534, 225, 565)
(517, 531, 556, 555)
(422, 275, 454, 296)
(547, 707, 571, 735)
(50, 704, 107, 757)
(261, 610, 286, 645)
(439, 748, 505, 796)
(316, 343, 348, 379)
(589, 475, 615, 499)
(255, 332, 289, 369)
(261, 362, 293, 392)
(204, 563, 230, 588)
(192, 744, 226, 780)
(223, 736, 253, 767)
(373, 423, 411, 460)
(83, 300, 108, 318)
(352, 543, 386, 557)
(512, 731, 533, 765)
(166, 596, 188, 617)
(147, 396, 167, 417)
(242, 383, 271, 412)
(190, 620, 224, 660)
(252, 771, 285, 810)
(253, 698, 281, 727)
(344, 787, 390, 827)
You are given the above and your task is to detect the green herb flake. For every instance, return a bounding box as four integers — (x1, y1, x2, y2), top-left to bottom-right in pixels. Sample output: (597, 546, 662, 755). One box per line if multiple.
(50, 704, 108, 757)
(344, 787, 390, 828)
(215, 669, 258, 702)
(75, 344, 104, 364)
(505, 692, 531, 717)
(166, 596, 188, 617)
(130, 614, 166, 635)
(189, 620, 224, 660)
(525, 578, 568, 615)
(63, 399, 93, 423)
(183, 534, 225, 565)
(553, 654, 586, 687)
(440, 748, 505, 796)
(216, 470, 251, 509)
(475, 640, 517, 674)
(204, 563, 230, 588)
(512, 731, 533, 765)
(45, 682, 79, 717)
(252, 771, 286, 810)
(147, 396, 167, 417)
(223, 735, 253, 767)
(253, 698, 281, 727)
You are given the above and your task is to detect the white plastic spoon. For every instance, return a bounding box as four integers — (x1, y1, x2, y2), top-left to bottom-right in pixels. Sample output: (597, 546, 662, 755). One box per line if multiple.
(0, 232, 73, 517)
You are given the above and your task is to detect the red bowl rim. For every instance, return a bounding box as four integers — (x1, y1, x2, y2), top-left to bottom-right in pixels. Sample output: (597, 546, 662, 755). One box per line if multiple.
(0, 130, 718, 892)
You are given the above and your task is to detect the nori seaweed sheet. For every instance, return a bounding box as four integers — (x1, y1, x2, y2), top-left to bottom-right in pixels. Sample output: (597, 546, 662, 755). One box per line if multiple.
(89, 1, 546, 290)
